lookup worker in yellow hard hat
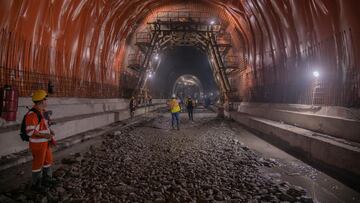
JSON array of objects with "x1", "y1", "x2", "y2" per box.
[
  {"x1": 31, "y1": 89, "x2": 48, "y2": 102},
  {"x1": 24, "y1": 89, "x2": 57, "y2": 191},
  {"x1": 168, "y1": 94, "x2": 181, "y2": 130}
]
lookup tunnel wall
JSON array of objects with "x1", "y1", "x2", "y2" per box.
[
  {"x1": 0, "y1": 97, "x2": 166, "y2": 158},
  {"x1": 233, "y1": 0, "x2": 360, "y2": 107},
  {"x1": 0, "y1": 0, "x2": 133, "y2": 97},
  {"x1": 0, "y1": 0, "x2": 359, "y2": 107}
]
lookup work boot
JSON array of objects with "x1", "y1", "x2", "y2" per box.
[
  {"x1": 42, "y1": 167, "x2": 58, "y2": 187},
  {"x1": 31, "y1": 172, "x2": 47, "y2": 193},
  {"x1": 177, "y1": 126, "x2": 180, "y2": 131}
]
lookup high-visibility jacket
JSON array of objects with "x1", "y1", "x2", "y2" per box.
[
  {"x1": 169, "y1": 99, "x2": 181, "y2": 113},
  {"x1": 25, "y1": 107, "x2": 51, "y2": 143},
  {"x1": 25, "y1": 107, "x2": 54, "y2": 172}
]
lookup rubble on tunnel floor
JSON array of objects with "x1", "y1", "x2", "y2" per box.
[{"x1": 0, "y1": 115, "x2": 313, "y2": 203}]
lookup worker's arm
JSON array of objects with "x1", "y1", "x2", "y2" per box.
[
  {"x1": 49, "y1": 128, "x2": 55, "y2": 136},
  {"x1": 167, "y1": 100, "x2": 172, "y2": 108}
]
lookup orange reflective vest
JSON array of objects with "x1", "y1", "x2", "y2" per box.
[{"x1": 25, "y1": 107, "x2": 51, "y2": 143}]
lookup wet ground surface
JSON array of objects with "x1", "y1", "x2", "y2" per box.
[{"x1": 0, "y1": 108, "x2": 359, "y2": 202}]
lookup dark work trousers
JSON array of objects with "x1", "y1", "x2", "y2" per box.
[{"x1": 187, "y1": 108, "x2": 193, "y2": 121}]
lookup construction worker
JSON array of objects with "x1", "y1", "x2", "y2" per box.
[
  {"x1": 25, "y1": 89, "x2": 56, "y2": 191},
  {"x1": 186, "y1": 96, "x2": 194, "y2": 121},
  {"x1": 129, "y1": 96, "x2": 136, "y2": 119},
  {"x1": 148, "y1": 95, "x2": 152, "y2": 105},
  {"x1": 168, "y1": 94, "x2": 181, "y2": 130}
]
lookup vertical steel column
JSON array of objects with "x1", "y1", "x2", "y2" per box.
[
  {"x1": 207, "y1": 28, "x2": 231, "y2": 102},
  {"x1": 136, "y1": 29, "x2": 160, "y2": 95}
]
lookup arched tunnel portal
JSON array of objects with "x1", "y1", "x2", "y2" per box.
[
  {"x1": 148, "y1": 46, "x2": 217, "y2": 99},
  {"x1": 172, "y1": 74, "x2": 204, "y2": 100},
  {"x1": 0, "y1": 0, "x2": 360, "y2": 200}
]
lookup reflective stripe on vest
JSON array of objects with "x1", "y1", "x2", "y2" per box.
[
  {"x1": 29, "y1": 138, "x2": 49, "y2": 143},
  {"x1": 25, "y1": 110, "x2": 51, "y2": 143}
]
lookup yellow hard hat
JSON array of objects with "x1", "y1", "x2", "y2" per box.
[{"x1": 32, "y1": 89, "x2": 48, "y2": 102}]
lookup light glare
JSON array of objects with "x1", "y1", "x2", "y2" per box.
[
  {"x1": 154, "y1": 55, "x2": 159, "y2": 60},
  {"x1": 313, "y1": 71, "x2": 319, "y2": 78},
  {"x1": 147, "y1": 72, "x2": 153, "y2": 78}
]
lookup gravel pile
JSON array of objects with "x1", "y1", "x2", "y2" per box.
[{"x1": 1, "y1": 116, "x2": 313, "y2": 202}]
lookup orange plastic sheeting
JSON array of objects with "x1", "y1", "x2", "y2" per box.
[
  {"x1": 0, "y1": 0, "x2": 359, "y2": 98},
  {"x1": 0, "y1": 0, "x2": 185, "y2": 86},
  {"x1": 229, "y1": 0, "x2": 360, "y2": 106}
]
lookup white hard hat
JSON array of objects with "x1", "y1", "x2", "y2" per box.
[{"x1": 171, "y1": 94, "x2": 176, "y2": 98}]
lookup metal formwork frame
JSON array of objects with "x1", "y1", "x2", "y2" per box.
[{"x1": 132, "y1": 11, "x2": 239, "y2": 100}]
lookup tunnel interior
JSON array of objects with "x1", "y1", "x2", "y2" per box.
[
  {"x1": 149, "y1": 47, "x2": 218, "y2": 99},
  {"x1": 0, "y1": 0, "x2": 360, "y2": 201},
  {"x1": 172, "y1": 74, "x2": 204, "y2": 101}
]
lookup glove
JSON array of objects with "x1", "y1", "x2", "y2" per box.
[{"x1": 50, "y1": 137, "x2": 57, "y2": 147}]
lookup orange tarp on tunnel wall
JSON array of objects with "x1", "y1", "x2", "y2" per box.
[
  {"x1": 0, "y1": 0, "x2": 134, "y2": 98},
  {"x1": 0, "y1": 0, "x2": 122, "y2": 84},
  {"x1": 0, "y1": 0, "x2": 359, "y2": 102}
]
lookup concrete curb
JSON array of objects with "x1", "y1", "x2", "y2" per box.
[
  {"x1": 0, "y1": 109, "x2": 162, "y2": 171},
  {"x1": 230, "y1": 111, "x2": 360, "y2": 189},
  {"x1": 0, "y1": 103, "x2": 165, "y2": 157}
]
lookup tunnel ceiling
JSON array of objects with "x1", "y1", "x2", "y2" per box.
[{"x1": 0, "y1": 0, "x2": 359, "y2": 105}]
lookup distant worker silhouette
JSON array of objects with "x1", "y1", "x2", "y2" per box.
[
  {"x1": 129, "y1": 96, "x2": 136, "y2": 119},
  {"x1": 186, "y1": 96, "x2": 194, "y2": 121}
]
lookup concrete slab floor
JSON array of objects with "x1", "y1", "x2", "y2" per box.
[{"x1": 0, "y1": 109, "x2": 359, "y2": 202}]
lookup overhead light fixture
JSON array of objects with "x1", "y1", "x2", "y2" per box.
[
  {"x1": 147, "y1": 71, "x2": 153, "y2": 78},
  {"x1": 313, "y1": 71, "x2": 319, "y2": 78},
  {"x1": 154, "y1": 54, "x2": 159, "y2": 60}
]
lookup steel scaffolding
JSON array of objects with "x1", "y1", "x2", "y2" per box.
[{"x1": 129, "y1": 11, "x2": 240, "y2": 101}]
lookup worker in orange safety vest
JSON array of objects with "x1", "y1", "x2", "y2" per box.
[{"x1": 25, "y1": 89, "x2": 57, "y2": 190}]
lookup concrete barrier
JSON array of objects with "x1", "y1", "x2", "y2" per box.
[
  {"x1": 232, "y1": 102, "x2": 360, "y2": 143},
  {"x1": 230, "y1": 112, "x2": 360, "y2": 187},
  {"x1": 9, "y1": 98, "x2": 165, "y2": 124},
  {"x1": 0, "y1": 98, "x2": 166, "y2": 157}
]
